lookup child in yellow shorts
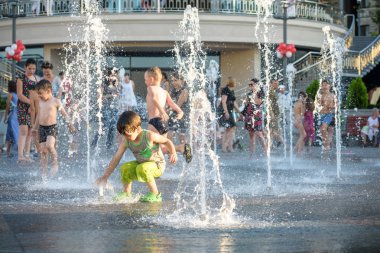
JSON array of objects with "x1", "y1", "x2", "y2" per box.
[{"x1": 96, "y1": 111, "x2": 178, "y2": 202}]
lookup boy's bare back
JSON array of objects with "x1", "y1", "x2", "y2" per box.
[{"x1": 146, "y1": 85, "x2": 167, "y2": 120}]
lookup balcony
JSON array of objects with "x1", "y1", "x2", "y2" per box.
[{"x1": 0, "y1": 0, "x2": 341, "y2": 24}]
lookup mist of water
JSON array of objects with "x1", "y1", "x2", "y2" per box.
[
  {"x1": 62, "y1": 0, "x2": 110, "y2": 182},
  {"x1": 254, "y1": 0, "x2": 275, "y2": 188},
  {"x1": 167, "y1": 6, "x2": 236, "y2": 227},
  {"x1": 320, "y1": 26, "x2": 344, "y2": 178},
  {"x1": 286, "y1": 63, "x2": 296, "y2": 167}
]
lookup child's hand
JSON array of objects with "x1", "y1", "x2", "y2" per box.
[
  {"x1": 161, "y1": 112, "x2": 169, "y2": 122},
  {"x1": 176, "y1": 111, "x2": 184, "y2": 120},
  {"x1": 96, "y1": 175, "x2": 108, "y2": 186},
  {"x1": 168, "y1": 152, "x2": 178, "y2": 164},
  {"x1": 68, "y1": 123, "x2": 76, "y2": 133}
]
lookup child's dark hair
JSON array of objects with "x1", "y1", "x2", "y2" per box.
[
  {"x1": 41, "y1": 61, "x2": 53, "y2": 70},
  {"x1": 298, "y1": 91, "x2": 307, "y2": 99},
  {"x1": 8, "y1": 80, "x2": 17, "y2": 93},
  {"x1": 305, "y1": 97, "x2": 314, "y2": 111},
  {"x1": 36, "y1": 79, "x2": 52, "y2": 91},
  {"x1": 25, "y1": 58, "x2": 36, "y2": 67},
  {"x1": 162, "y1": 72, "x2": 168, "y2": 80},
  {"x1": 171, "y1": 72, "x2": 183, "y2": 80},
  {"x1": 251, "y1": 78, "x2": 259, "y2": 84},
  {"x1": 117, "y1": 111, "x2": 142, "y2": 134}
]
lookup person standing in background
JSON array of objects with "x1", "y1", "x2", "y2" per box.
[
  {"x1": 119, "y1": 72, "x2": 137, "y2": 112},
  {"x1": 4, "y1": 81, "x2": 19, "y2": 157},
  {"x1": 41, "y1": 61, "x2": 61, "y2": 99},
  {"x1": 16, "y1": 58, "x2": 40, "y2": 163}
]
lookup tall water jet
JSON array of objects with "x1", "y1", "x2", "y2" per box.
[
  {"x1": 317, "y1": 26, "x2": 344, "y2": 178},
  {"x1": 286, "y1": 63, "x2": 296, "y2": 167},
  {"x1": 322, "y1": 26, "x2": 344, "y2": 178},
  {"x1": 168, "y1": 6, "x2": 235, "y2": 226},
  {"x1": 205, "y1": 60, "x2": 220, "y2": 152},
  {"x1": 62, "y1": 0, "x2": 110, "y2": 182},
  {"x1": 254, "y1": 0, "x2": 275, "y2": 188}
]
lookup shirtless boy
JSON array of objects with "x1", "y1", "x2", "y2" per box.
[
  {"x1": 32, "y1": 80, "x2": 74, "y2": 179},
  {"x1": 316, "y1": 80, "x2": 335, "y2": 152},
  {"x1": 145, "y1": 67, "x2": 192, "y2": 163}
]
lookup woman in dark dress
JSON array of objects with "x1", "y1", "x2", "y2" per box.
[
  {"x1": 218, "y1": 77, "x2": 241, "y2": 152},
  {"x1": 16, "y1": 58, "x2": 39, "y2": 163}
]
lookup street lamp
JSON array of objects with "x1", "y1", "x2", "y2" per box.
[
  {"x1": 357, "y1": 0, "x2": 361, "y2": 36},
  {"x1": 281, "y1": 0, "x2": 289, "y2": 85},
  {"x1": 274, "y1": 0, "x2": 296, "y2": 85},
  {"x1": 3, "y1": 0, "x2": 25, "y2": 81}
]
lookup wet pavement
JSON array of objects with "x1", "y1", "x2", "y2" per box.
[{"x1": 1, "y1": 145, "x2": 380, "y2": 253}]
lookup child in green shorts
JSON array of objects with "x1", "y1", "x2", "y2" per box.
[{"x1": 96, "y1": 111, "x2": 178, "y2": 202}]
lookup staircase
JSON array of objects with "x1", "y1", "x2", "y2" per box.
[
  {"x1": 344, "y1": 35, "x2": 380, "y2": 77},
  {"x1": 289, "y1": 18, "x2": 380, "y2": 94},
  {"x1": 0, "y1": 60, "x2": 24, "y2": 92}
]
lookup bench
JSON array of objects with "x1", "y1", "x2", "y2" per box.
[
  {"x1": 342, "y1": 115, "x2": 368, "y2": 146},
  {"x1": 345, "y1": 116, "x2": 368, "y2": 136}
]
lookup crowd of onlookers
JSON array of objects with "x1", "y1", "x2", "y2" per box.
[
  {"x1": 215, "y1": 76, "x2": 380, "y2": 157},
  {"x1": 2, "y1": 59, "x2": 379, "y2": 177}
]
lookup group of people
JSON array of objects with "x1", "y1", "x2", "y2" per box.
[
  {"x1": 216, "y1": 77, "x2": 337, "y2": 156},
  {"x1": 3, "y1": 59, "x2": 344, "y2": 202},
  {"x1": 3, "y1": 59, "x2": 75, "y2": 179},
  {"x1": 2, "y1": 60, "x2": 193, "y2": 203}
]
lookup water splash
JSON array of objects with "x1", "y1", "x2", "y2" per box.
[
  {"x1": 286, "y1": 63, "x2": 297, "y2": 167},
  {"x1": 254, "y1": 0, "x2": 274, "y2": 188},
  {"x1": 318, "y1": 26, "x2": 345, "y2": 178},
  {"x1": 322, "y1": 26, "x2": 345, "y2": 178},
  {"x1": 62, "y1": 0, "x2": 110, "y2": 182},
  {"x1": 205, "y1": 60, "x2": 220, "y2": 152},
  {"x1": 167, "y1": 6, "x2": 236, "y2": 227}
]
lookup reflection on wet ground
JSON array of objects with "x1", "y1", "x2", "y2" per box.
[{"x1": 1, "y1": 146, "x2": 380, "y2": 252}]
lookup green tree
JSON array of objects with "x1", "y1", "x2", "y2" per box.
[
  {"x1": 0, "y1": 96, "x2": 6, "y2": 110},
  {"x1": 306, "y1": 79, "x2": 319, "y2": 100},
  {"x1": 345, "y1": 77, "x2": 368, "y2": 109}
]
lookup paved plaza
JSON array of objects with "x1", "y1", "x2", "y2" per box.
[{"x1": 0, "y1": 145, "x2": 380, "y2": 252}]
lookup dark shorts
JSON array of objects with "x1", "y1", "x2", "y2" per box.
[
  {"x1": 148, "y1": 117, "x2": 168, "y2": 135},
  {"x1": 39, "y1": 124, "x2": 57, "y2": 143}
]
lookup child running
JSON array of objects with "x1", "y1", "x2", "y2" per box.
[
  {"x1": 96, "y1": 111, "x2": 178, "y2": 203},
  {"x1": 32, "y1": 80, "x2": 74, "y2": 179},
  {"x1": 145, "y1": 66, "x2": 192, "y2": 163}
]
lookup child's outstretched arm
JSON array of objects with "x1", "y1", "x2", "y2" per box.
[
  {"x1": 149, "y1": 131, "x2": 178, "y2": 164},
  {"x1": 96, "y1": 140, "x2": 127, "y2": 185},
  {"x1": 57, "y1": 99, "x2": 75, "y2": 132},
  {"x1": 166, "y1": 91, "x2": 184, "y2": 120}
]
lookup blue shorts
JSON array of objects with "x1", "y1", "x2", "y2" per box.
[{"x1": 320, "y1": 113, "x2": 334, "y2": 126}]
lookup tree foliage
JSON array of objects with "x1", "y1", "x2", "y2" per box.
[
  {"x1": 345, "y1": 77, "x2": 368, "y2": 109},
  {"x1": 306, "y1": 79, "x2": 319, "y2": 100}
]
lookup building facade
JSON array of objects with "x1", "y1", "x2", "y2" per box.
[{"x1": 0, "y1": 0, "x2": 347, "y2": 98}]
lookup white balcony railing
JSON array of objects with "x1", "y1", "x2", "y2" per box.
[{"x1": 0, "y1": 0, "x2": 341, "y2": 24}]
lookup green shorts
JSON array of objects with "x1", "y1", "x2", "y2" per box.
[{"x1": 120, "y1": 161, "x2": 164, "y2": 184}]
